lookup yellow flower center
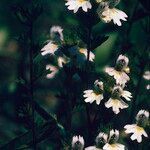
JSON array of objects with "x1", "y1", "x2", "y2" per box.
[
  {"x1": 79, "y1": 48, "x2": 86, "y2": 54},
  {"x1": 112, "y1": 99, "x2": 119, "y2": 105},
  {"x1": 51, "y1": 43, "x2": 58, "y2": 49},
  {"x1": 124, "y1": 67, "x2": 130, "y2": 73},
  {"x1": 78, "y1": 0, "x2": 86, "y2": 3},
  {"x1": 136, "y1": 126, "x2": 144, "y2": 132},
  {"x1": 110, "y1": 144, "x2": 117, "y2": 148}
]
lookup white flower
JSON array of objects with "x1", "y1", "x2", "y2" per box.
[
  {"x1": 96, "y1": 132, "x2": 108, "y2": 143},
  {"x1": 124, "y1": 124, "x2": 148, "y2": 143},
  {"x1": 109, "y1": 129, "x2": 119, "y2": 141},
  {"x1": 94, "y1": 80, "x2": 104, "y2": 90},
  {"x1": 79, "y1": 48, "x2": 95, "y2": 62},
  {"x1": 103, "y1": 143, "x2": 125, "y2": 150},
  {"x1": 50, "y1": 26, "x2": 63, "y2": 41},
  {"x1": 98, "y1": 7, "x2": 128, "y2": 26},
  {"x1": 117, "y1": 54, "x2": 129, "y2": 67},
  {"x1": 143, "y1": 71, "x2": 150, "y2": 80},
  {"x1": 46, "y1": 64, "x2": 58, "y2": 79},
  {"x1": 136, "y1": 110, "x2": 149, "y2": 121},
  {"x1": 105, "y1": 55, "x2": 130, "y2": 85},
  {"x1": 65, "y1": 0, "x2": 92, "y2": 13},
  {"x1": 105, "y1": 98, "x2": 128, "y2": 114},
  {"x1": 113, "y1": 86, "x2": 132, "y2": 101},
  {"x1": 83, "y1": 90, "x2": 104, "y2": 105},
  {"x1": 41, "y1": 41, "x2": 58, "y2": 56},
  {"x1": 105, "y1": 67, "x2": 130, "y2": 85},
  {"x1": 103, "y1": 129, "x2": 125, "y2": 150},
  {"x1": 72, "y1": 135, "x2": 84, "y2": 150},
  {"x1": 85, "y1": 146, "x2": 101, "y2": 150}
]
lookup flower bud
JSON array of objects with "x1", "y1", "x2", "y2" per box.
[
  {"x1": 72, "y1": 135, "x2": 84, "y2": 150},
  {"x1": 94, "y1": 80, "x2": 104, "y2": 94},
  {"x1": 108, "y1": 129, "x2": 119, "y2": 144},
  {"x1": 95, "y1": 132, "x2": 108, "y2": 148},
  {"x1": 136, "y1": 110, "x2": 149, "y2": 126}
]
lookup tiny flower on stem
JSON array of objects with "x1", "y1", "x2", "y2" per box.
[
  {"x1": 124, "y1": 110, "x2": 149, "y2": 143},
  {"x1": 50, "y1": 25, "x2": 64, "y2": 41},
  {"x1": 72, "y1": 135, "x2": 85, "y2": 150},
  {"x1": 83, "y1": 80, "x2": 104, "y2": 105},
  {"x1": 105, "y1": 54, "x2": 130, "y2": 85},
  {"x1": 85, "y1": 132, "x2": 108, "y2": 150},
  {"x1": 103, "y1": 129, "x2": 125, "y2": 150},
  {"x1": 105, "y1": 85, "x2": 132, "y2": 114},
  {"x1": 65, "y1": 0, "x2": 92, "y2": 13},
  {"x1": 97, "y1": 1, "x2": 128, "y2": 26},
  {"x1": 41, "y1": 41, "x2": 58, "y2": 56}
]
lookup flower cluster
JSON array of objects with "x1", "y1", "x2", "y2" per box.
[
  {"x1": 83, "y1": 55, "x2": 132, "y2": 114},
  {"x1": 38, "y1": 1, "x2": 149, "y2": 149},
  {"x1": 73, "y1": 129, "x2": 125, "y2": 150},
  {"x1": 72, "y1": 110, "x2": 149, "y2": 149},
  {"x1": 41, "y1": 25, "x2": 95, "y2": 79},
  {"x1": 65, "y1": 0, "x2": 128, "y2": 26}
]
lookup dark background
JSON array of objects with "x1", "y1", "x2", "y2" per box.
[{"x1": 0, "y1": 0, "x2": 149, "y2": 149}]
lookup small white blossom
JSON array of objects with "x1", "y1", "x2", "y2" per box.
[
  {"x1": 50, "y1": 26, "x2": 64, "y2": 41},
  {"x1": 103, "y1": 129, "x2": 125, "y2": 150},
  {"x1": 143, "y1": 71, "x2": 150, "y2": 80},
  {"x1": 72, "y1": 135, "x2": 84, "y2": 150},
  {"x1": 96, "y1": 132, "x2": 108, "y2": 143},
  {"x1": 105, "y1": 98, "x2": 128, "y2": 114},
  {"x1": 124, "y1": 110, "x2": 149, "y2": 143},
  {"x1": 83, "y1": 81, "x2": 104, "y2": 105},
  {"x1": 41, "y1": 41, "x2": 58, "y2": 56},
  {"x1": 79, "y1": 48, "x2": 95, "y2": 62},
  {"x1": 65, "y1": 0, "x2": 92, "y2": 13},
  {"x1": 108, "y1": 129, "x2": 119, "y2": 142},
  {"x1": 105, "y1": 55, "x2": 130, "y2": 85},
  {"x1": 83, "y1": 90, "x2": 104, "y2": 105},
  {"x1": 136, "y1": 110, "x2": 149, "y2": 121},
  {"x1": 46, "y1": 64, "x2": 58, "y2": 79},
  {"x1": 105, "y1": 86, "x2": 131, "y2": 114},
  {"x1": 113, "y1": 85, "x2": 132, "y2": 101},
  {"x1": 117, "y1": 55, "x2": 129, "y2": 67},
  {"x1": 124, "y1": 124, "x2": 148, "y2": 143},
  {"x1": 105, "y1": 67, "x2": 130, "y2": 85},
  {"x1": 97, "y1": 5, "x2": 128, "y2": 26}
]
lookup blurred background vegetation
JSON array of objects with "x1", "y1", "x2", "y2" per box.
[{"x1": 0, "y1": 0, "x2": 149, "y2": 149}]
